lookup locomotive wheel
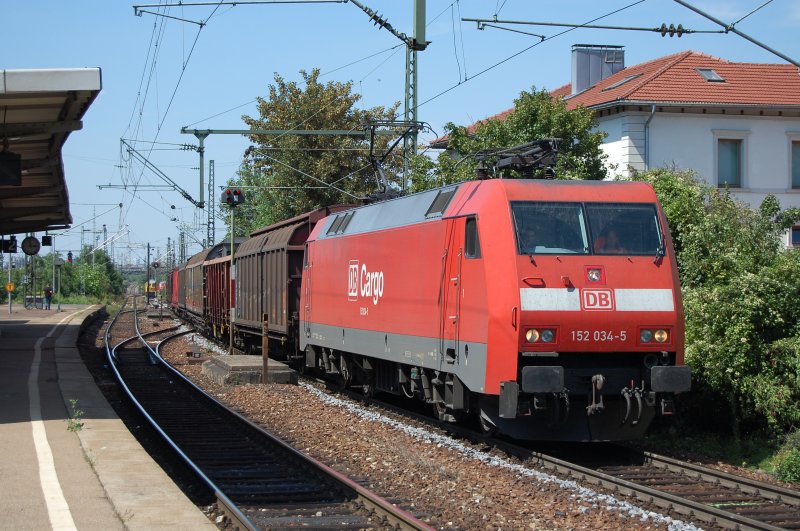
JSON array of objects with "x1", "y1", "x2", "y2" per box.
[{"x1": 335, "y1": 354, "x2": 352, "y2": 390}]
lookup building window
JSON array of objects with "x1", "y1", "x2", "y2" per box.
[
  {"x1": 793, "y1": 141, "x2": 800, "y2": 189},
  {"x1": 718, "y1": 139, "x2": 742, "y2": 188},
  {"x1": 792, "y1": 226, "x2": 800, "y2": 247}
]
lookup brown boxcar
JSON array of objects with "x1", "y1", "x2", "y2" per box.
[
  {"x1": 182, "y1": 242, "x2": 232, "y2": 323},
  {"x1": 167, "y1": 263, "x2": 183, "y2": 310},
  {"x1": 204, "y1": 254, "x2": 231, "y2": 339},
  {"x1": 233, "y1": 206, "x2": 351, "y2": 358}
]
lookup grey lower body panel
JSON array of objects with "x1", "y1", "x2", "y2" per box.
[{"x1": 301, "y1": 322, "x2": 488, "y2": 393}]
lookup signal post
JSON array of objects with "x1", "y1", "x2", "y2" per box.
[{"x1": 221, "y1": 188, "x2": 245, "y2": 354}]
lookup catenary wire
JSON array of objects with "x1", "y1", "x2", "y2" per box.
[
  {"x1": 494, "y1": 0, "x2": 509, "y2": 17},
  {"x1": 257, "y1": 152, "x2": 363, "y2": 199},
  {"x1": 456, "y1": 0, "x2": 468, "y2": 80},
  {"x1": 731, "y1": 0, "x2": 773, "y2": 27},
  {"x1": 419, "y1": 0, "x2": 647, "y2": 109},
  {"x1": 121, "y1": 1, "x2": 224, "y2": 235},
  {"x1": 182, "y1": 43, "x2": 405, "y2": 128},
  {"x1": 451, "y1": 4, "x2": 463, "y2": 81}
]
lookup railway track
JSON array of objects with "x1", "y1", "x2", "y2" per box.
[
  {"x1": 128, "y1": 304, "x2": 800, "y2": 530},
  {"x1": 318, "y1": 378, "x2": 800, "y2": 531},
  {"x1": 105, "y1": 298, "x2": 431, "y2": 530},
  {"x1": 520, "y1": 442, "x2": 800, "y2": 531}
]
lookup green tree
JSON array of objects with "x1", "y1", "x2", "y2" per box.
[
  {"x1": 0, "y1": 247, "x2": 122, "y2": 303},
  {"x1": 411, "y1": 86, "x2": 607, "y2": 191},
  {"x1": 232, "y1": 69, "x2": 401, "y2": 234},
  {"x1": 630, "y1": 168, "x2": 800, "y2": 437}
]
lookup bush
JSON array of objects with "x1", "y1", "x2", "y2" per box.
[
  {"x1": 774, "y1": 440, "x2": 800, "y2": 483},
  {"x1": 630, "y1": 169, "x2": 800, "y2": 437}
]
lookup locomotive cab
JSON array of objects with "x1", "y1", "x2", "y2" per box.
[{"x1": 479, "y1": 184, "x2": 691, "y2": 441}]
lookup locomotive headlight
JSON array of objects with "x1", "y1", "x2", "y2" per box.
[
  {"x1": 587, "y1": 268, "x2": 602, "y2": 282},
  {"x1": 541, "y1": 329, "x2": 555, "y2": 343},
  {"x1": 654, "y1": 329, "x2": 669, "y2": 343},
  {"x1": 640, "y1": 329, "x2": 653, "y2": 343},
  {"x1": 525, "y1": 329, "x2": 540, "y2": 343}
]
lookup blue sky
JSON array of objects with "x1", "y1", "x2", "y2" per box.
[{"x1": 5, "y1": 0, "x2": 799, "y2": 266}]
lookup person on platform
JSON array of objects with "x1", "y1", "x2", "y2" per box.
[{"x1": 44, "y1": 286, "x2": 53, "y2": 310}]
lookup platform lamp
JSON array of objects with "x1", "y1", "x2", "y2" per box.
[{"x1": 221, "y1": 188, "x2": 245, "y2": 354}]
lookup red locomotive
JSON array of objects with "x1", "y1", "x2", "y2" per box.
[
  {"x1": 169, "y1": 141, "x2": 691, "y2": 441},
  {"x1": 299, "y1": 176, "x2": 690, "y2": 440}
]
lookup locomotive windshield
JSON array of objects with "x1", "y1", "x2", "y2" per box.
[
  {"x1": 512, "y1": 201, "x2": 662, "y2": 255},
  {"x1": 513, "y1": 202, "x2": 589, "y2": 254},
  {"x1": 586, "y1": 203, "x2": 662, "y2": 255}
]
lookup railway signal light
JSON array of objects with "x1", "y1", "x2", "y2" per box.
[{"x1": 221, "y1": 188, "x2": 246, "y2": 206}]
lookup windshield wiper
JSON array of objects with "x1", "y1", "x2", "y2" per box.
[{"x1": 653, "y1": 240, "x2": 665, "y2": 263}]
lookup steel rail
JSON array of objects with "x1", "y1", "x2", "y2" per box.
[
  {"x1": 151, "y1": 329, "x2": 432, "y2": 531},
  {"x1": 320, "y1": 380, "x2": 799, "y2": 531},
  {"x1": 642, "y1": 451, "x2": 800, "y2": 507},
  {"x1": 105, "y1": 298, "x2": 255, "y2": 530},
  {"x1": 107, "y1": 298, "x2": 431, "y2": 530},
  {"x1": 522, "y1": 449, "x2": 790, "y2": 531}
]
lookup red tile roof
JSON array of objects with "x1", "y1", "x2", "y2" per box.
[
  {"x1": 565, "y1": 50, "x2": 800, "y2": 108},
  {"x1": 431, "y1": 51, "x2": 800, "y2": 146}
]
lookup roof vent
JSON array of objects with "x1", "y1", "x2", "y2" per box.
[
  {"x1": 571, "y1": 44, "x2": 625, "y2": 95},
  {"x1": 602, "y1": 73, "x2": 642, "y2": 91},
  {"x1": 696, "y1": 68, "x2": 725, "y2": 82},
  {"x1": 425, "y1": 188, "x2": 457, "y2": 218}
]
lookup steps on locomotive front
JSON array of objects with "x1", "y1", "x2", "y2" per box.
[{"x1": 202, "y1": 354, "x2": 298, "y2": 386}]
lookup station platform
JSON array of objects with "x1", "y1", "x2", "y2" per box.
[{"x1": 0, "y1": 305, "x2": 216, "y2": 530}]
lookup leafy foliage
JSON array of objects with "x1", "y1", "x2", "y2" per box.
[
  {"x1": 775, "y1": 448, "x2": 800, "y2": 483},
  {"x1": 0, "y1": 247, "x2": 124, "y2": 303},
  {"x1": 231, "y1": 69, "x2": 401, "y2": 235},
  {"x1": 411, "y1": 87, "x2": 607, "y2": 191},
  {"x1": 774, "y1": 430, "x2": 800, "y2": 483},
  {"x1": 631, "y1": 169, "x2": 800, "y2": 436}
]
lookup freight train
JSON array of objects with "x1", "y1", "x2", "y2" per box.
[{"x1": 167, "y1": 144, "x2": 691, "y2": 441}]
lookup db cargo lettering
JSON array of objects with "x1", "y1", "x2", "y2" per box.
[
  {"x1": 360, "y1": 264, "x2": 384, "y2": 305},
  {"x1": 348, "y1": 260, "x2": 384, "y2": 305}
]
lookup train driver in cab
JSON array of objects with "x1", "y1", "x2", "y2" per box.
[
  {"x1": 594, "y1": 228, "x2": 626, "y2": 254},
  {"x1": 519, "y1": 222, "x2": 540, "y2": 253}
]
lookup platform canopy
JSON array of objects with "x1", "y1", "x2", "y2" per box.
[{"x1": 0, "y1": 68, "x2": 102, "y2": 236}]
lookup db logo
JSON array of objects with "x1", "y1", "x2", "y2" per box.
[
  {"x1": 582, "y1": 289, "x2": 614, "y2": 311},
  {"x1": 348, "y1": 261, "x2": 359, "y2": 301}
]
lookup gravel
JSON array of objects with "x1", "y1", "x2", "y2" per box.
[{"x1": 154, "y1": 325, "x2": 701, "y2": 531}]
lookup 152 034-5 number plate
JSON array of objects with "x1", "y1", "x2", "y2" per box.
[{"x1": 571, "y1": 330, "x2": 627, "y2": 342}]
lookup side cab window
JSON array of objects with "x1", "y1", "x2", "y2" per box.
[{"x1": 465, "y1": 217, "x2": 481, "y2": 259}]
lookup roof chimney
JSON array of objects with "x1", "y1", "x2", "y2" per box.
[{"x1": 571, "y1": 44, "x2": 625, "y2": 95}]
